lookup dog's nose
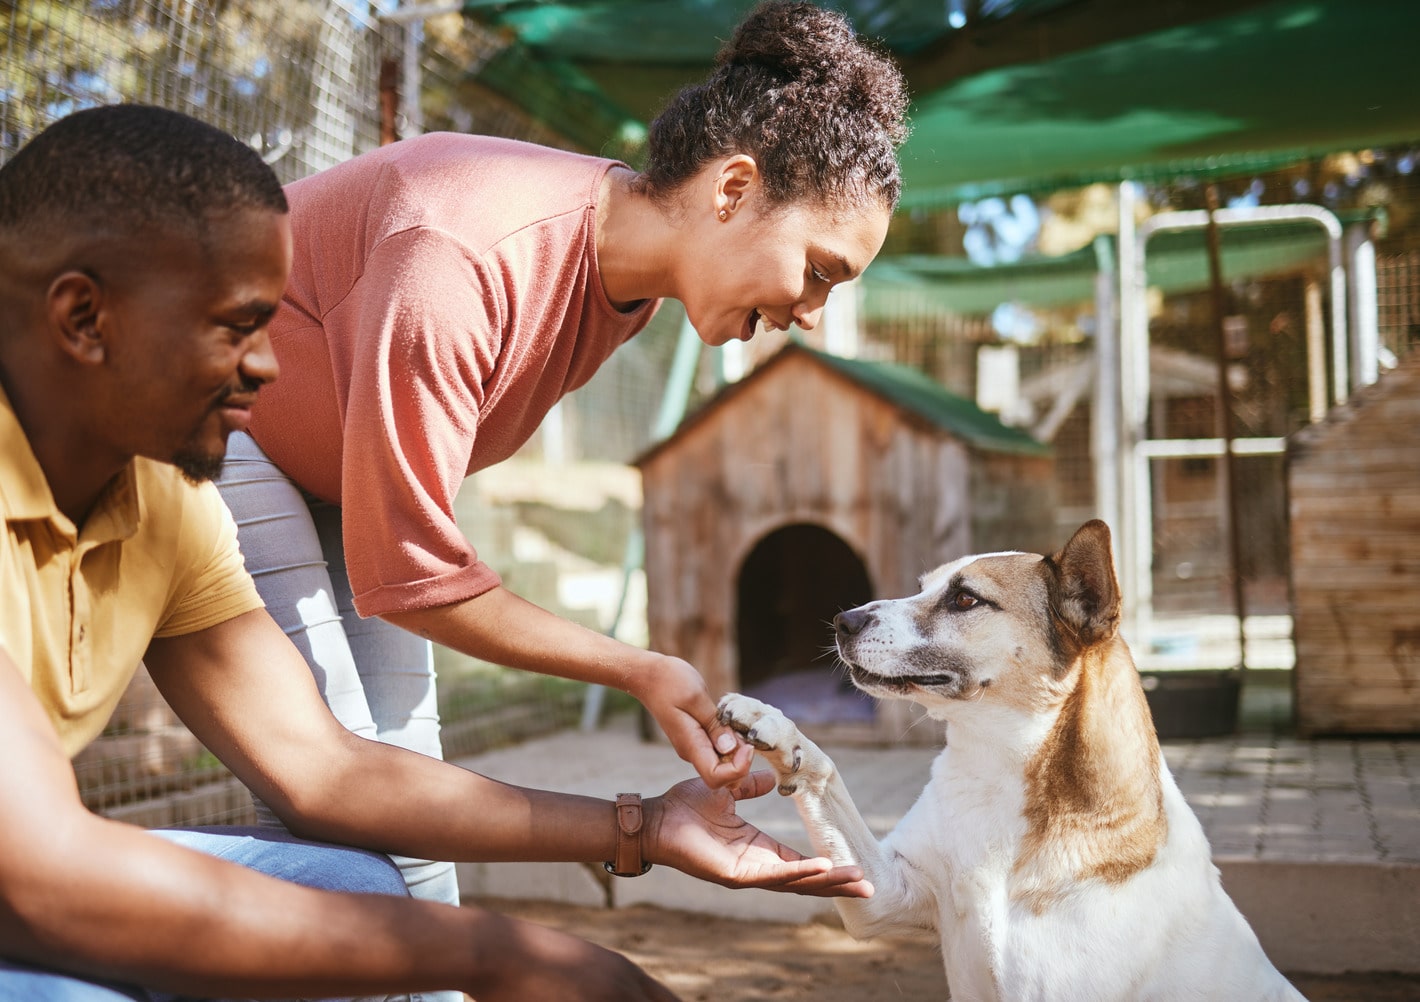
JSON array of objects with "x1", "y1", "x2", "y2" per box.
[{"x1": 834, "y1": 607, "x2": 875, "y2": 636}]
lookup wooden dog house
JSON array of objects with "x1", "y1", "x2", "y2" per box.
[{"x1": 635, "y1": 343, "x2": 1055, "y2": 740}]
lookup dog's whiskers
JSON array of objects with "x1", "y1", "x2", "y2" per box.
[{"x1": 897, "y1": 709, "x2": 936, "y2": 741}]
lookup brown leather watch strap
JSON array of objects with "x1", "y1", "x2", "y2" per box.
[{"x1": 604, "y1": 792, "x2": 651, "y2": 877}]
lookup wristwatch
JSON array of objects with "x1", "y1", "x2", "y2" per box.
[{"x1": 603, "y1": 792, "x2": 652, "y2": 877}]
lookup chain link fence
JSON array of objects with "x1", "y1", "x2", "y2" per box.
[
  {"x1": 1378, "y1": 250, "x2": 1420, "y2": 364},
  {"x1": 3, "y1": 0, "x2": 377, "y2": 180},
  {"x1": 3, "y1": 0, "x2": 676, "y2": 826}
]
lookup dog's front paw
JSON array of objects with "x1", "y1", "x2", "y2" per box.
[{"x1": 717, "y1": 693, "x2": 809, "y2": 795}]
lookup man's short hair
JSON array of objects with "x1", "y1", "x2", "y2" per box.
[{"x1": 0, "y1": 104, "x2": 287, "y2": 243}]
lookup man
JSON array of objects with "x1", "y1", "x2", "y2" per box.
[{"x1": 0, "y1": 105, "x2": 868, "y2": 1002}]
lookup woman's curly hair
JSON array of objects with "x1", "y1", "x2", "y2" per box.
[{"x1": 636, "y1": 1, "x2": 910, "y2": 212}]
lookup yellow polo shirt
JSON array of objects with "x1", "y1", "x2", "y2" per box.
[{"x1": 0, "y1": 386, "x2": 263, "y2": 758}]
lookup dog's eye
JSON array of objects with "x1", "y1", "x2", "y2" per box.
[{"x1": 951, "y1": 591, "x2": 979, "y2": 611}]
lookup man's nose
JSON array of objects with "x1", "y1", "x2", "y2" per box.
[{"x1": 240, "y1": 328, "x2": 280, "y2": 386}]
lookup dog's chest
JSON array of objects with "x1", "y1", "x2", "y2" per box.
[
  {"x1": 904, "y1": 750, "x2": 1030, "y2": 914},
  {"x1": 905, "y1": 747, "x2": 1085, "y2": 999},
  {"x1": 916, "y1": 756, "x2": 1270, "y2": 1001}
]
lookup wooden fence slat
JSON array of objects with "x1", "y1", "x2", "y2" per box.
[
  {"x1": 1289, "y1": 354, "x2": 1420, "y2": 734},
  {"x1": 1289, "y1": 493, "x2": 1420, "y2": 517}
]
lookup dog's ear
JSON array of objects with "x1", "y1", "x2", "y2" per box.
[{"x1": 1046, "y1": 519, "x2": 1122, "y2": 649}]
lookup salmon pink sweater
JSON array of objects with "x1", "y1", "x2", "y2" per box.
[{"x1": 249, "y1": 133, "x2": 658, "y2": 617}]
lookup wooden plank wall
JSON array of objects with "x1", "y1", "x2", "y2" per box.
[
  {"x1": 970, "y1": 451, "x2": 1059, "y2": 556},
  {"x1": 1289, "y1": 355, "x2": 1420, "y2": 735}
]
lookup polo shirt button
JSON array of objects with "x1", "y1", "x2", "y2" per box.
[{"x1": 77, "y1": 625, "x2": 86, "y2": 641}]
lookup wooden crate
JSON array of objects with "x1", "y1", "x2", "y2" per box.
[{"x1": 1289, "y1": 355, "x2": 1420, "y2": 735}]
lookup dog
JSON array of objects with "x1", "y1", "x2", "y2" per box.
[{"x1": 718, "y1": 520, "x2": 1305, "y2": 1002}]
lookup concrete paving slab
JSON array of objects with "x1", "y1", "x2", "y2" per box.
[{"x1": 451, "y1": 711, "x2": 1420, "y2": 973}]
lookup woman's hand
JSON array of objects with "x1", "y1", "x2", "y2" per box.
[
  {"x1": 633, "y1": 654, "x2": 755, "y2": 789},
  {"x1": 390, "y1": 590, "x2": 753, "y2": 790},
  {"x1": 643, "y1": 772, "x2": 874, "y2": 898}
]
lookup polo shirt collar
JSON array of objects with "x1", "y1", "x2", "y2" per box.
[{"x1": 0, "y1": 381, "x2": 140, "y2": 545}]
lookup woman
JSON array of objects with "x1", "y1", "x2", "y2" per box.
[{"x1": 217, "y1": 0, "x2": 909, "y2": 952}]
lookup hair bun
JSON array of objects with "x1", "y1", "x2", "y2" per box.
[
  {"x1": 640, "y1": 0, "x2": 908, "y2": 209},
  {"x1": 718, "y1": 1, "x2": 850, "y2": 85}
]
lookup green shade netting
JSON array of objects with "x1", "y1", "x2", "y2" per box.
[
  {"x1": 898, "y1": 0, "x2": 1420, "y2": 206},
  {"x1": 461, "y1": 0, "x2": 1420, "y2": 205},
  {"x1": 862, "y1": 211, "x2": 1371, "y2": 317}
]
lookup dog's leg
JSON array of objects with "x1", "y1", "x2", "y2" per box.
[{"x1": 717, "y1": 693, "x2": 935, "y2": 939}]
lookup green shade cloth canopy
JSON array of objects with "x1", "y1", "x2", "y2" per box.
[
  {"x1": 460, "y1": 0, "x2": 1420, "y2": 206},
  {"x1": 462, "y1": 0, "x2": 990, "y2": 156},
  {"x1": 861, "y1": 211, "x2": 1370, "y2": 316},
  {"x1": 899, "y1": 0, "x2": 1420, "y2": 206}
]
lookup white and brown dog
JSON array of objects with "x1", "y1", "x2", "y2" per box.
[{"x1": 718, "y1": 520, "x2": 1305, "y2": 1002}]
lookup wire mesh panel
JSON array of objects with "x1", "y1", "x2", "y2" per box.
[
  {"x1": 2, "y1": 0, "x2": 390, "y2": 827},
  {"x1": 1142, "y1": 277, "x2": 1313, "y2": 623},
  {"x1": 0, "y1": 0, "x2": 384, "y2": 180},
  {"x1": 1378, "y1": 250, "x2": 1420, "y2": 366}
]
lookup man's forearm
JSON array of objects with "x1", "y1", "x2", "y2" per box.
[
  {"x1": 275, "y1": 737, "x2": 626, "y2": 866},
  {"x1": 3, "y1": 808, "x2": 494, "y2": 998},
  {"x1": 142, "y1": 609, "x2": 632, "y2": 870}
]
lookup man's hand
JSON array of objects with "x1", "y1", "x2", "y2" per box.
[
  {"x1": 643, "y1": 772, "x2": 874, "y2": 898},
  {"x1": 634, "y1": 655, "x2": 754, "y2": 790}
]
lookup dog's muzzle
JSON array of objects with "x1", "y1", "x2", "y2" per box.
[
  {"x1": 835, "y1": 609, "x2": 969, "y2": 697},
  {"x1": 833, "y1": 608, "x2": 879, "y2": 684},
  {"x1": 846, "y1": 664, "x2": 964, "y2": 695}
]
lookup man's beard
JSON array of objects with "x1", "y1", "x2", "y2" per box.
[
  {"x1": 172, "y1": 444, "x2": 225, "y2": 485},
  {"x1": 172, "y1": 377, "x2": 259, "y2": 483}
]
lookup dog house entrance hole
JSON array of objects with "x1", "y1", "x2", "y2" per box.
[{"x1": 736, "y1": 524, "x2": 874, "y2": 723}]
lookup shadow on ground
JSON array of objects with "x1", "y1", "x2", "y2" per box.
[{"x1": 474, "y1": 897, "x2": 1420, "y2": 1002}]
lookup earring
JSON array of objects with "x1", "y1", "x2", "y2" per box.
[{"x1": 718, "y1": 208, "x2": 729, "y2": 221}]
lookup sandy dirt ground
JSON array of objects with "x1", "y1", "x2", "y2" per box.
[{"x1": 473, "y1": 896, "x2": 1420, "y2": 1002}]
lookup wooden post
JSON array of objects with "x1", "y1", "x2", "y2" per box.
[
  {"x1": 379, "y1": 58, "x2": 400, "y2": 146},
  {"x1": 1305, "y1": 277, "x2": 1327, "y2": 424}
]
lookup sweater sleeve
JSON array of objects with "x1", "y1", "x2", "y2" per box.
[{"x1": 328, "y1": 227, "x2": 504, "y2": 618}]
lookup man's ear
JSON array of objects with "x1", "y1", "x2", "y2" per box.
[
  {"x1": 46, "y1": 271, "x2": 107, "y2": 365},
  {"x1": 713, "y1": 154, "x2": 759, "y2": 220}
]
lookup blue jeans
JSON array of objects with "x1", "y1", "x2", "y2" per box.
[
  {"x1": 0, "y1": 827, "x2": 409, "y2": 1002},
  {"x1": 214, "y1": 435, "x2": 461, "y2": 908}
]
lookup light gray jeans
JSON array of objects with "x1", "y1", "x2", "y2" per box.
[{"x1": 215, "y1": 433, "x2": 461, "y2": 1002}]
